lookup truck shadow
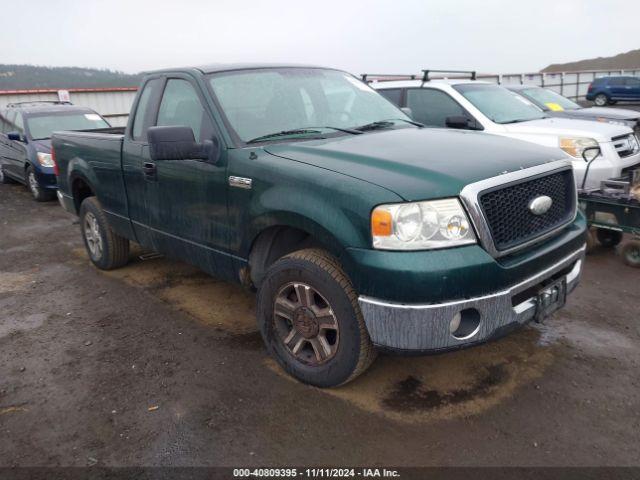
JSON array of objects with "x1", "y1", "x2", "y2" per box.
[{"x1": 78, "y1": 247, "x2": 555, "y2": 423}]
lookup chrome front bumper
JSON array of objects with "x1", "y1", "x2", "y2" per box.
[{"x1": 358, "y1": 245, "x2": 585, "y2": 352}]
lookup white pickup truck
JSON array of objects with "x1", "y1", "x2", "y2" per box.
[{"x1": 369, "y1": 75, "x2": 640, "y2": 189}]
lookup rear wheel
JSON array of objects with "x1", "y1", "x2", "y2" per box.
[
  {"x1": 257, "y1": 248, "x2": 376, "y2": 387},
  {"x1": 79, "y1": 197, "x2": 130, "y2": 270},
  {"x1": 621, "y1": 240, "x2": 640, "y2": 268},
  {"x1": 596, "y1": 228, "x2": 623, "y2": 247},
  {"x1": 594, "y1": 93, "x2": 608, "y2": 107},
  {"x1": 26, "y1": 165, "x2": 54, "y2": 202}
]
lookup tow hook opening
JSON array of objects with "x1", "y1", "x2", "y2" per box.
[{"x1": 450, "y1": 309, "x2": 481, "y2": 340}]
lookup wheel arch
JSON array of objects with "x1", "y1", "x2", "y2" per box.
[
  {"x1": 246, "y1": 215, "x2": 355, "y2": 288},
  {"x1": 69, "y1": 173, "x2": 96, "y2": 214}
]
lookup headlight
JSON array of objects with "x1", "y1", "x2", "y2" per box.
[
  {"x1": 559, "y1": 137, "x2": 599, "y2": 160},
  {"x1": 371, "y1": 198, "x2": 476, "y2": 250},
  {"x1": 36, "y1": 152, "x2": 55, "y2": 167}
]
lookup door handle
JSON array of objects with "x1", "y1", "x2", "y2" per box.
[{"x1": 143, "y1": 162, "x2": 157, "y2": 180}]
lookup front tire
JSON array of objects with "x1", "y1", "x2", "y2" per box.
[
  {"x1": 79, "y1": 197, "x2": 130, "y2": 270},
  {"x1": 257, "y1": 248, "x2": 376, "y2": 387},
  {"x1": 0, "y1": 164, "x2": 15, "y2": 184},
  {"x1": 594, "y1": 94, "x2": 609, "y2": 107},
  {"x1": 26, "y1": 165, "x2": 54, "y2": 202}
]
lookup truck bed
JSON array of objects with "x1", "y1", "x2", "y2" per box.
[{"x1": 52, "y1": 129, "x2": 128, "y2": 225}]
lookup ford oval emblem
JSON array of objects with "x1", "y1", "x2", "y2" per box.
[{"x1": 529, "y1": 195, "x2": 553, "y2": 215}]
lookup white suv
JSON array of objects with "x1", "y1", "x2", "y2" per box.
[{"x1": 369, "y1": 76, "x2": 640, "y2": 189}]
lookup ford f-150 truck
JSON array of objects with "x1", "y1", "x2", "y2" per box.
[{"x1": 52, "y1": 64, "x2": 587, "y2": 387}]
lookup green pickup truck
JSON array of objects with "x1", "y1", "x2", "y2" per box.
[{"x1": 52, "y1": 64, "x2": 587, "y2": 387}]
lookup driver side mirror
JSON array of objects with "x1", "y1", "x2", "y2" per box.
[
  {"x1": 7, "y1": 131, "x2": 24, "y2": 142},
  {"x1": 147, "y1": 126, "x2": 219, "y2": 163},
  {"x1": 445, "y1": 115, "x2": 471, "y2": 129}
]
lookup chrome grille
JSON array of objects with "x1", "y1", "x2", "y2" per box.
[{"x1": 612, "y1": 133, "x2": 640, "y2": 158}]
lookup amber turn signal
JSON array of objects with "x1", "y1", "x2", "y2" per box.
[{"x1": 371, "y1": 208, "x2": 392, "y2": 237}]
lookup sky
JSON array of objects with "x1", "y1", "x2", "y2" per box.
[{"x1": 1, "y1": 0, "x2": 638, "y2": 76}]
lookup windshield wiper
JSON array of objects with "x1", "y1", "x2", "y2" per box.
[
  {"x1": 246, "y1": 129, "x2": 325, "y2": 144},
  {"x1": 246, "y1": 126, "x2": 365, "y2": 144},
  {"x1": 353, "y1": 120, "x2": 396, "y2": 132},
  {"x1": 500, "y1": 118, "x2": 535, "y2": 124},
  {"x1": 354, "y1": 118, "x2": 424, "y2": 132}
]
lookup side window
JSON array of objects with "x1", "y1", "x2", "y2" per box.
[
  {"x1": 132, "y1": 78, "x2": 161, "y2": 141},
  {"x1": 13, "y1": 113, "x2": 24, "y2": 134},
  {"x1": 406, "y1": 89, "x2": 466, "y2": 127},
  {"x1": 0, "y1": 110, "x2": 8, "y2": 133},
  {"x1": 156, "y1": 79, "x2": 213, "y2": 142},
  {"x1": 626, "y1": 78, "x2": 640, "y2": 87},
  {"x1": 608, "y1": 77, "x2": 625, "y2": 87},
  {"x1": 5, "y1": 110, "x2": 17, "y2": 133},
  {"x1": 378, "y1": 89, "x2": 403, "y2": 106}
]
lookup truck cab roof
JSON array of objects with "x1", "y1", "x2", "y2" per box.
[{"x1": 145, "y1": 63, "x2": 330, "y2": 76}]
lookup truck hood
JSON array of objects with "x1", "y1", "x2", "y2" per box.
[
  {"x1": 264, "y1": 128, "x2": 564, "y2": 201},
  {"x1": 501, "y1": 117, "x2": 632, "y2": 142}
]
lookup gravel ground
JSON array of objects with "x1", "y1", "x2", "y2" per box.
[{"x1": 0, "y1": 178, "x2": 639, "y2": 467}]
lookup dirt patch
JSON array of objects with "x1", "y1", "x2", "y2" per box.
[
  {"x1": 267, "y1": 327, "x2": 554, "y2": 423},
  {"x1": 75, "y1": 248, "x2": 258, "y2": 334},
  {"x1": 0, "y1": 271, "x2": 34, "y2": 293}
]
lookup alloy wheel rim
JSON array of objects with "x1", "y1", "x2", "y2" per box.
[
  {"x1": 273, "y1": 282, "x2": 339, "y2": 365},
  {"x1": 28, "y1": 172, "x2": 39, "y2": 195},
  {"x1": 595, "y1": 96, "x2": 606, "y2": 106},
  {"x1": 84, "y1": 212, "x2": 103, "y2": 259}
]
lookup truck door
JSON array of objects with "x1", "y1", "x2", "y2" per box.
[
  {"x1": 145, "y1": 76, "x2": 233, "y2": 279},
  {"x1": 122, "y1": 77, "x2": 164, "y2": 248}
]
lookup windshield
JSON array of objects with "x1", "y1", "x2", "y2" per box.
[
  {"x1": 518, "y1": 87, "x2": 581, "y2": 111},
  {"x1": 208, "y1": 68, "x2": 408, "y2": 142},
  {"x1": 27, "y1": 112, "x2": 109, "y2": 140},
  {"x1": 453, "y1": 84, "x2": 546, "y2": 124}
]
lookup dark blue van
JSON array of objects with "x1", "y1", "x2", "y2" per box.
[
  {"x1": 586, "y1": 76, "x2": 640, "y2": 106},
  {"x1": 0, "y1": 102, "x2": 110, "y2": 201}
]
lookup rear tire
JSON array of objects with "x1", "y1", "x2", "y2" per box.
[
  {"x1": 26, "y1": 165, "x2": 54, "y2": 202},
  {"x1": 79, "y1": 197, "x2": 130, "y2": 270},
  {"x1": 594, "y1": 94, "x2": 608, "y2": 107},
  {"x1": 257, "y1": 248, "x2": 376, "y2": 387},
  {"x1": 596, "y1": 228, "x2": 623, "y2": 247},
  {"x1": 621, "y1": 240, "x2": 640, "y2": 268}
]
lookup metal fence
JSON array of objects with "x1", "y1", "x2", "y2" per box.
[{"x1": 476, "y1": 68, "x2": 640, "y2": 101}]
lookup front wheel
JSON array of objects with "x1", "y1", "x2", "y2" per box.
[
  {"x1": 26, "y1": 166, "x2": 54, "y2": 202},
  {"x1": 0, "y1": 164, "x2": 15, "y2": 184},
  {"x1": 594, "y1": 93, "x2": 609, "y2": 107},
  {"x1": 257, "y1": 248, "x2": 376, "y2": 387},
  {"x1": 79, "y1": 197, "x2": 130, "y2": 270}
]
